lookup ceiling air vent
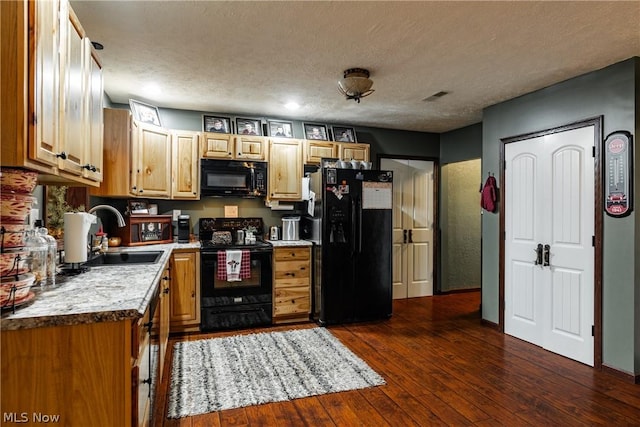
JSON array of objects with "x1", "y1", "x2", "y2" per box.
[{"x1": 422, "y1": 91, "x2": 449, "y2": 102}]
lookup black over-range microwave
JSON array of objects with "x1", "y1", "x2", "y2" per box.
[{"x1": 200, "y1": 159, "x2": 267, "y2": 197}]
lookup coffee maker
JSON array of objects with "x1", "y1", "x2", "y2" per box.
[{"x1": 177, "y1": 214, "x2": 190, "y2": 243}]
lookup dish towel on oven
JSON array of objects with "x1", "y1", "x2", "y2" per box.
[{"x1": 217, "y1": 250, "x2": 251, "y2": 282}]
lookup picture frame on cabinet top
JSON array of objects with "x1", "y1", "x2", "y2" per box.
[
  {"x1": 303, "y1": 123, "x2": 328, "y2": 141},
  {"x1": 331, "y1": 126, "x2": 357, "y2": 143},
  {"x1": 203, "y1": 115, "x2": 232, "y2": 134},
  {"x1": 236, "y1": 117, "x2": 263, "y2": 136},
  {"x1": 129, "y1": 99, "x2": 162, "y2": 127},
  {"x1": 268, "y1": 120, "x2": 294, "y2": 138}
]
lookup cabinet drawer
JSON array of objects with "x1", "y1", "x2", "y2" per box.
[
  {"x1": 274, "y1": 259, "x2": 310, "y2": 275},
  {"x1": 274, "y1": 247, "x2": 310, "y2": 261},
  {"x1": 274, "y1": 287, "x2": 310, "y2": 316}
]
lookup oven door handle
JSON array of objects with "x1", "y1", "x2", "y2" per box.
[{"x1": 250, "y1": 168, "x2": 256, "y2": 194}]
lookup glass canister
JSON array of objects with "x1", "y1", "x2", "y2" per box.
[
  {"x1": 24, "y1": 229, "x2": 47, "y2": 287},
  {"x1": 38, "y1": 227, "x2": 58, "y2": 286}
]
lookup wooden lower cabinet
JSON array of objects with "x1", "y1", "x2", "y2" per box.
[
  {"x1": 272, "y1": 246, "x2": 311, "y2": 324},
  {"x1": 169, "y1": 249, "x2": 201, "y2": 332},
  {"x1": 0, "y1": 268, "x2": 169, "y2": 427}
]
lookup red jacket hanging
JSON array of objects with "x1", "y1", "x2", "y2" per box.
[{"x1": 481, "y1": 175, "x2": 498, "y2": 213}]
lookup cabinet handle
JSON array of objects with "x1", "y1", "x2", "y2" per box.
[
  {"x1": 163, "y1": 276, "x2": 170, "y2": 281},
  {"x1": 56, "y1": 151, "x2": 67, "y2": 160},
  {"x1": 163, "y1": 287, "x2": 169, "y2": 294},
  {"x1": 139, "y1": 189, "x2": 144, "y2": 193},
  {"x1": 142, "y1": 378, "x2": 152, "y2": 385},
  {"x1": 82, "y1": 164, "x2": 97, "y2": 172},
  {"x1": 403, "y1": 230, "x2": 407, "y2": 244},
  {"x1": 132, "y1": 186, "x2": 137, "y2": 191}
]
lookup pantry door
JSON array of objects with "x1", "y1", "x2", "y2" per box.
[
  {"x1": 504, "y1": 124, "x2": 595, "y2": 366},
  {"x1": 381, "y1": 158, "x2": 435, "y2": 299}
]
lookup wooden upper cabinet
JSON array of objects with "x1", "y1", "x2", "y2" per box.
[
  {"x1": 30, "y1": 0, "x2": 62, "y2": 169},
  {"x1": 304, "y1": 140, "x2": 338, "y2": 164},
  {"x1": 1, "y1": 0, "x2": 102, "y2": 186},
  {"x1": 339, "y1": 142, "x2": 370, "y2": 162},
  {"x1": 235, "y1": 135, "x2": 267, "y2": 160},
  {"x1": 58, "y1": 5, "x2": 86, "y2": 177},
  {"x1": 201, "y1": 132, "x2": 234, "y2": 159},
  {"x1": 268, "y1": 138, "x2": 303, "y2": 201},
  {"x1": 91, "y1": 108, "x2": 132, "y2": 197},
  {"x1": 83, "y1": 39, "x2": 103, "y2": 182},
  {"x1": 131, "y1": 120, "x2": 171, "y2": 198},
  {"x1": 171, "y1": 130, "x2": 200, "y2": 199}
]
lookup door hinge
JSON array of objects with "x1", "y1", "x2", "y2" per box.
[{"x1": 592, "y1": 325, "x2": 595, "y2": 336}]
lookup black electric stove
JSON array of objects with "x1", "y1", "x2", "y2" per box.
[{"x1": 198, "y1": 217, "x2": 273, "y2": 331}]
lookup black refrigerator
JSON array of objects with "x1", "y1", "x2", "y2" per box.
[{"x1": 312, "y1": 166, "x2": 393, "y2": 325}]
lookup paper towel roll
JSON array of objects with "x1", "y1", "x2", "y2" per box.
[{"x1": 63, "y1": 212, "x2": 97, "y2": 263}]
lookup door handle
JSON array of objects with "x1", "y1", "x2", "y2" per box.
[
  {"x1": 534, "y1": 243, "x2": 543, "y2": 265},
  {"x1": 408, "y1": 229, "x2": 413, "y2": 243},
  {"x1": 543, "y1": 244, "x2": 550, "y2": 267},
  {"x1": 403, "y1": 230, "x2": 407, "y2": 243}
]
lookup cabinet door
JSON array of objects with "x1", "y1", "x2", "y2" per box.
[
  {"x1": 30, "y1": 0, "x2": 62, "y2": 168},
  {"x1": 339, "y1": 142, "x2": 370, "y2": 162},
  {"x1": 91, "y1": 108, "x2": 133, "y2": 197},
  {"x1": 304, "y1": 140, "x2": 337, "y2": 164},
  {"x1": 159, "y1": 265, "x2": 170, "y2": 382},
  {"x1": 235, "y1": 135, "x2": 267, "y2": 160},
  {"x1": 83, "y1": 39, "x2": 103, "y2": 182},
  {"x1": 170, "y1": 251, "x2": 200, "y2": 330},
  {"x1": 132, "y1": 120, "x2": 171, "y2": 198},
  {"x1": 201, "y1": 132, "x2": 234, "y2": 158},
  {"x1": 171, "y1": 131, "x2": 200, "y2": 199},
  {"x1": 58, "y1": 6, "x2": 86, "y2": 177},
  {"x1": 268, "y1": 139, "x2": 303, "y2": 200}
]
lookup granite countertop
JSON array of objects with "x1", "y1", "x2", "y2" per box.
[
  {"x1": 1, "y1": 242, "x2": 200, "y2": 331},
  {"x1": 267, "y1": 240, "x2": 314, "y2": 247}
]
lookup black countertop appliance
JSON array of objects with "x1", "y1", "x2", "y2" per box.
[{"x1": 177, "y1": 214, "x2": 190, "y2": 243}]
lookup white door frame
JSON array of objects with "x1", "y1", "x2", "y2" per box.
[
  {"x1": 498, "y1": 117, "x2": 603, "y2": 369},
  {"x1": 378, "y1": 154, "x2": 439, "y2": 297}
]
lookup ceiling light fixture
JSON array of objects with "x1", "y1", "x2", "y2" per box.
[{"x1": 338, "y1": 68, "x2": 374, "y2": 103}]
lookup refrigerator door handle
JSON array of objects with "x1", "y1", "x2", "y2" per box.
[
  {"x1": 357, "y1": 196, "x2": 362, "y2": 253},
  {"x1": 351, "y1": 198, "x2": 357, "y2": 256}
]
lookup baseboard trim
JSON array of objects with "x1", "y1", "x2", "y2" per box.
[
  {"x1": 481, "y1": 318, "x2": 500, "y2": 331},
  {"x1": 601, "y1": 364, "x2": 639, "y2": 384}
]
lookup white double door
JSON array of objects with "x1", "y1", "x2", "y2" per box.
[
  {"x1": 381, "y1": 158, "x2": 434, "y2": 299},
  {"x1": 504, "y1": 125, "x2": 595, "y2": 366}
]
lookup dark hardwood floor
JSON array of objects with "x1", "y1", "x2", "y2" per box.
[{"x1": 157, "y1": 291, "x2": 640, "y2": 426}]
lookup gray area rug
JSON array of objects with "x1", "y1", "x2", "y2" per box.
[{"x1": 167, "y1": 327, "x2": 385, "y2": 418}]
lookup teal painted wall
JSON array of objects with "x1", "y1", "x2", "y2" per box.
[{"x1": 482, "y1": 57, "x2": 639, "y2": 375}]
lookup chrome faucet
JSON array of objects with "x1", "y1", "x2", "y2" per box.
[{"x1": 88, "y1": 205, "x2": 126, "y2": 227}]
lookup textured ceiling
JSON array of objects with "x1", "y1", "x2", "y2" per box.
[{"x1": 71, "y1": 1, "x2": 640, "y2": 133}]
